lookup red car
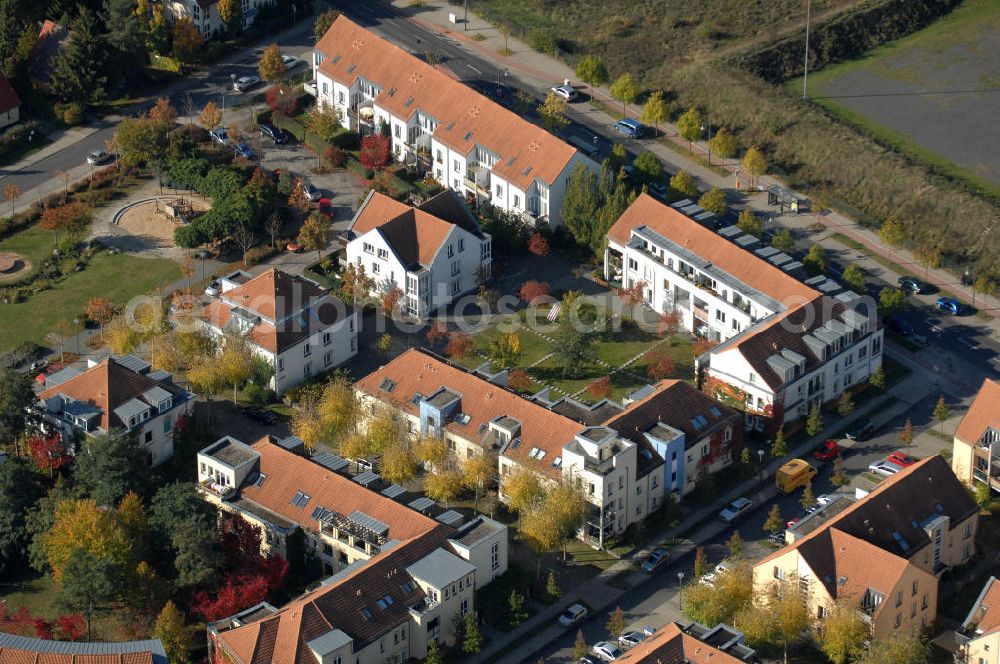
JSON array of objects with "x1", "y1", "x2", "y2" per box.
[
  {"x1": 887, "y1": 451, "x2": 917, "y2": 467},
  {"x1": 814, "y1": 439, "x2": 841, "y2": 462}
]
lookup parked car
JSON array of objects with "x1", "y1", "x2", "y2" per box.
[
  {"x1": 814, "y1": 439, "x2": 841, "y2": 462},
  {"x1": 233, "y1": 75, "x2": 261, "y2": 92},
  {"x1": 884, "y1": 314, "x2": 915, "y2": 336},
  {"x1": 936, "y1": 297, "x2": 961, "y2": 315},
  {"x1": 816, "y1": 493, "x2": 836, "y2": 506},
  {"x1": 302, "y1": 181, "x2": 321, "y2": 202},
  {"x1": 235, "y1": 143, "x2": 258, "y2": 160},
  {"x1": 209, "y1": 128, "x2": 229, "y2": 145},
  {"x1": 869, "y1": 460, "x2": 904, "y2": 477},
  {"x1": 719, "y1": 497, "x2": 753, "y2": 522},
  {"x1": 887, "y1": 451, "x2": 917, "y2": 467},
  {"x1": 641, "y1": 547, "x2": 670, "y2": 573},
  {"x1": 700, "y1": 562, "x2": 731, "y2": 586},
  {"x1": 204, "y1": 281, "x2": 221, "y2": 297},
  {"x1": 844, "y1": 419, "x2": 875, "y2": 441},
  {"x1": 618, "y1": 632, "x2": 646, "y2": 648},
  {"x1": 649, "y1": 181, "x2": 668, "y2": 199},
  {"x1": 242, "y1": 407, "x2": 276, "y2": 425},
  {"x1": 281, "y1": 54, "x2": 303, "y2": 69},
  {"x1": 614, "y1": 118, "x2": 646, "y2": 139},
  {"x1": 286, "y1": 242, "x2": 302, "y2": 253},
  {"x1": 550, "y1": 84, "x2": 578, "y2": 101},
  {"x1": 592, "y1": 642, "x2": 622, "y2": 662},
  {"x1": 898, "y1": 276, "x2": 930, "y2": 294},
  {"x1": 87, "y1": 149, "x2": 113, "y2": 165},
  {"x1": 558, "y1": 603, "x2": 588, "y2": 628},
  {"x1": 640, "y1": 626, "x2": 656, "y2": 636},
  {"x1": 260, "y1": 123, "x2": 288, "y2": 144},
  {"x1": 579, "y1": 658, "x2": 598, "y2": 664}
]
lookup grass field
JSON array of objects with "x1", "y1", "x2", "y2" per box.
[
  {"x1": 0, "y1": 225, "x2": 59, "y2": 281},
  {"x1": 792, "y1": 0, "x2": 1000, "y2": 197},
  {"x1": 0, "y1": 251, "x2": 181, "y2": 353}
]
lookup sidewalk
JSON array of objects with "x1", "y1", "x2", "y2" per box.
[
  {"x1": 475, "y1": 348, "x2": 930, "y2": 663},
  {"x1": 391, "y1": 0, "x2": 1000, "y2": 325}
]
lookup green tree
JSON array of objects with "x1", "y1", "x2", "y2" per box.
[
  {"x1": 771, "y1": 429, "x2": 788, "y2": 457},
  {"x1": 561, "y1": 163, "x2": 602, "y2": 253},
  {"x1": 842, "y1": 264, "x2": 866, "y2": 294},
  {"x1": 0, "y1": 458, "x2": 44, "y2": 576},
  {"x1": 708, "y1": 127, "x2": 739, "y2": 158},
  {"x1": 727, "y1": 530, "x2": 743, "y2": 559},
  {"x1": 425, "y1": 639, "x2": 443, "y2": 664},
  {"x1": 217, "y1": 0, "x2": 242, "y2": 34},
  {"x1": 900, "y1": 417, "x2": 914, "y2": 448},
  {"x1": 741, "y1": 146, "x2": 767, "y2": 188},
  {"x1": 314, "y1": 9, "x2": 340, "y2": 41},
  {"x1": 633, "y1": 152, "x2": 664, "y2": 188},
  {"x1": 50, "y1": 8, "x2": 108, "y2": 105},
  {"x1": 669, "y1": 169, "x2": 698, "y2": 201},
  {"x1": 769, "y1": 579, "x2": 810, "y2": 664},
  {"x1": 546, "y1": 571, "x2": 561, "y2": 600},
  {"x1": 573, "y1": 629, "x2": 588, "y2": 659},
  {"x1": 74, "y1": 432, "x2": 149, "y2": 506},
  {"x1": 606, "y1": 606, "x2": 626, "y2": 639},
  {"x1": 537, "y1": 90, "x2": 569, "y2": 133},
  {"x1": 641, "y1": 90, "x2": 668, "y2": 134},
  {"x1": 740, "y1": 447, "x2": 753, "y2": 478},
  {"x1": 878, "y1": 287, "x2": 907, "y2": 314},
  {"x1": 800, "y1": 480, "x2": 816, "y2": 510},
  {"x1": 763, "y1": 504, "x2": 783, "y2": 535},
  {"x1": 298, "y1": 214, "x2": 330, "y2": 263},
  {"x1": 575, "y1": 54, "x2": 607, "y2": 100},
  {"x1": 878, "y1": 219, "x2": 906, "y2": 247},
  {"x1": 609, "y1": 73, "x2": 638, "y2": 118},
  {"x1": 817, "y1": 601, "x2": 871, "y2": 664},
  {"x1": 59, "y1": 549, "x2": 121, "y2": 639},
  {"x1": 374, "y1": 333, "x2": 392, "y2": 356},
  {"x1": 934, "y1": 395, "x2": 950, "y2": 432},
  {"x1": 803, "y1": 244, "x2": 827, "y2": 276},
  {"x1": 975, "y1": 481, "x2": 993, "y2": 510},
  {"x1": 508, "y1": 589, "x2": 529, "y2": 627},
  {"x1": 682, "y1": 560, "x2": 753, "y2": 626},
  {"x1": 172, "y1": 520, "x2": 223, "y2": 588},
  {"x1": 0, "y1": 364, "x2": 34, "y2": 455},
  {"x1": 462, "y1": 613, "x2": 484, "y2": 654},
  {"x1": 553, "y1": 293, "x2": 597, "y2": 378},
  {"x1": 693, "y1": 546, "x2": 707, "y2": 577},
  {"x1": 831, "y1": 456, "x2": 848, "y2": 487},
  {"x1": 698, "y1": 187, "x2": 727, "y2": 217},
  {"x1": 153, "y1": 601, "x2": 190, "y2": 664},
  {"x1": 856, "y1": 631, "x2": 931, "y2": 664},
  {"x1": 677, "y1": 107, "x2": 703, "y2": 150},
  {"x1": 806, "y1": 403, "x2": 823, "y2": 437},
  {"x1": 737, "y1": 209, "x2": 762, "y2": 237},
  {"x1": 771, "y1": 228, "x2": 795, "y2": 253},
  {"x1": 258, "y1": 43, "x2": 286, "y2": 83},
  {"x1": 103, "y1": 0, "x2": 147, "y2": 81},
  {"x1": 869, "y1": 365, "x2": 886, "y2": 391},
  {"x1": 115, "y1": 115, "x2": 171, "y2": 168},
  {"x1": 837, "y1": 391, "x2": 854, "y2": 417}
]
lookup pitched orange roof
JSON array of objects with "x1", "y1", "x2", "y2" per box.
[
  {"x1": 603, "y1": 379, "x2": 740, "y2": 443},
  {"x1": 351, "y1": 192, "x2": 456, "y2": 268},
  {"x1": 239, "y1": 437, "x2": 441, "y2": 542},
  {"x1": 608, "y1": 194, "x2": 818, "y2": 306},
  {"x1": 221, "y1": 269, "x2": 327, "y2": 321},
  {"x1": 316, "y1": 16, "x2": 578, "y2": 190},
  {"x1": 0, "y1": 72, "x2": 20, "y2": 115},
  {"x1": 0, "y1": 634, "x2": 162, "y2": 664},
  {"x1": 616, "y1": 622, "x2": 745, "y2": 663},
  {"x1": 964, "y1": 577, "x2": 1000, "y2": 636},
  {"x1": 355, "y1": 349, "x2": 583, "y2": 479},
  {"x1": 199, "y1": 300, "x2": 280, "y2": 353},
  {"x1": 955, "y1": 378, "x2": 1000, "y2": 444}
]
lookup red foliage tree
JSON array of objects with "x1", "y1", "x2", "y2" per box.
[
  {"x1": 426, "y1": 321, "x2": 448, "y2": 346},
  {"x1": 265, "y1": 84, "x2": 298, "y2": 117},
  {"x1": 27, "y1": 433, "x2": 71, "y2": 476},
  {"x1": 381, "y1": 287, "x2": 403, "y2": 315},
  {"x1": 359, "y1": 134, "x2": 390, "y2": 171},
  {"x1": 518, "y1": 280, "x2": 551, "y2": 305},
  {"x1": 645, "y1": 349, "x2": 675, "y2": 380},
  {"x1": 527, "y1": 232, "x2": 550, "y2": 257},
  {"x1": 191, "y1": 572, "x2": 271, "y2": 622},
  {"x1": 0, "y1": 605, "x2": 36, "y2": 636},
  {"x1": 445, "y1": 332, "x2": 474, "y2": 360},
  {"x1": 0, "y1": 605, "x2": 84, "y2": 641},
  {"x1": 40, "y1": 203, "x2": 88, "y2": 236},
  {"x1": 323, "y1": 145, "x2": 345, "y2": 168},
  {"x1": 658, "y1": 310, "x2": 682, "y2": 337},
  {"x1": 587, "y1": 376, "x2": 612, "y2": 400},
  {"x1": 619, "y1": 279, "x2": 647, "y2": 308},
  {"x1": 692, "y1": 338, "x2": 717, "y2": 356},
  {"x1": 55, "y1": 614, "x2": 86, "y2": 641},
  {"x1": 508, "y1": 369, "x2": 533, "y2": 393}
]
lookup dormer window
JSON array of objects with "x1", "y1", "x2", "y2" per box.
[{"x1": 158, "y1": 397, "x2": 172, "y2": 413}]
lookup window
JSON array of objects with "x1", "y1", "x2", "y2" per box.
[
  {"x1": 303, "y1": 343, "x2": 311, "y2": 357},
  {"x1": 773, "y1": 566, "x2": 786, "y2": 580},
  {"x1": 964, "y1": 522, "x2": 973, "y2": 539},
  {"x1": 894, "y1": 613, "x2": 901, "y2": 628},
  {"x1": 277, "y1": 358, "x2": 284, "y2": 372},
  {"x1": 304, "y1": 362, "x2": 312, "y2": 377},
  {"x1": 144, "y1": 430, "x2": 153, "y2": 443},
  {"x1": 453, "y1": 159, "x2": 460, "y2": 172},
  {"x1": 377, "y1": 248, "x2": 388, "y2": 260},
  {"x1": 393, "y1": 125, "x2": 401, "y2": 138},
  {"x1": 324, "y1": 351, "x2": 332, "y2": 366},
  {"x1": 628, "y1": 258, "x2": 638, "y2": 271},
  {"x1": 716, "y1": 310, "x2": 726, "y2": 323},
  {"x1": 158, "y1": 399, "x2": 171, "y2": 413},
  {"x1": 451, "y1": 260, "x2": 460, "y2": 276},
  {"x1": 817, "y1": 606, "x2": 827, "y2": 619},
  {"x1": 436, "y1": 149, "x2": 443, "y2": 164},
  {"x1": 896, "y1": 590, "x2": 903, "y2": 607},
  {"x1": 461, "y1": 598, "x2": 469, "y2": 617},
  {"x1": 912, "y1": 580, "x2": 918, "y2": 596},
  {"x1": 458, "y1": 238, "x2": 465, "y2": 252},
  {"x1": 322, "y1": 332, "x2": 331, "y2": 346},
  {"x1": 447, "y1": 244, "x2": 455, "y2": 258},
  {"x1": 350, "y1": 337, "x2": 357, "y2": 352},
  {"x1": 363, "y1": 242, "x2": 374, "y2": 254},
  {"x1": 372, "y1": 262, "x2": 380, "y2": 274},
  {"x1": 451, "y1": 280, "x2": 460, "y2": 295},
  {"x1": 513, "y1": 194, "x2": 520, "y2": 209},
  {"x1": 164, "y1": 418, "x2": 171, "y2": 434},
  {"x1": 349, "y1": 318, "x2": 355, "y2": 333}
]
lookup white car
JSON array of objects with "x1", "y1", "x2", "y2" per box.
[
  {"x1": 550, "y1": 84, "x2": 578, "y2": 101},
  {"x1": 87, "y1": 149, "x2": 112, "y2": 165},
  {"x1": 618, "y1": 631, "x2": 646, "y2": 648},
  {"x1": 281, "y1": 54, "x2": 303, "y2": 69},
  {"x1": 204, "y1": 282, "x2": 220, "y2": 297},
  {"x1": 816, "y1": 493, "x2": 836, "y2": 506},
  {"x1": 700, "y1": 562, "x2": 731, "y2": 587},
  {"x1": 719, "y1": 497, "x2": 753, "y2": 522},
  {"x1": 233, "y1": 75, "x2": 261, "y2": 92},
  {"x1": 869, "y1": 460, "x2": 904, "y2": 477},
  {"x1": 592, "y1": 642, "x2": 622, "y2": 662},
  {"x1": 558, "y1": 603, "x2": 588, "y2": 628}
]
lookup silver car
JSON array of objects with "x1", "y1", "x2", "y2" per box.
[{"x1": 233, "y1": 75, "x2": 261, "y2": 92}]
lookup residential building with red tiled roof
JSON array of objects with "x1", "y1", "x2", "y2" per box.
[
  {"x1": 200, "y1": 436, "x2": 508, "y2": 664},
  {"x1": 754, "y1": 455, "x2": 977, "y2": 639},
  {"x1": 30, "y1": 20, "x2": 69, "y2": 87},
  {"x1": 197, "y1": 268, "x2": 357, "y2": 395},
  {"x1": 313, "y1": 15, "x2": 596, "y2": 229},
  {"x1": 955, "y1": 576, "x2": 1000, "y2": 664},
  {"x1": 0, "y1": 72, "x2": 20, "y2": 130},
  {"x1": 605, "y1": 194, "x2": 883, "y2": 430},
  {"x1": 951, "y1": 378, "x2": 1000, "y2": 490},
  {"x1": 37, "y1": 355, "x2": 193, "y2": 466},
  {"x1": 0, "y1": 632, "x2": 166, "y2": 664},
  {"x1": 346, "y1": 190, "x2": 492, "y2": 317},
  {"x1": 615, "y1": 622, "x2": 757, "y2": 663}
]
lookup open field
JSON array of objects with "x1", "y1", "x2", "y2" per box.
[
  {"x1": 0, "y1": 251, "x2": 180, "y2": 353},
  {"x1": 795, "y1": 0, "x2": 1000, "y2": 194}
]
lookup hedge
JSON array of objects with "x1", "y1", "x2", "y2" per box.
[{"x1": 272, "y1": 114, "x2": 306, "y2": 141}]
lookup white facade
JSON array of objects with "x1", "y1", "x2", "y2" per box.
[
  {"x1": 0, "y1": 104, "x2": 18, "y2": 130},
  {"x1": 165, "y1": 0, "x2": 270, "y2": 39}
]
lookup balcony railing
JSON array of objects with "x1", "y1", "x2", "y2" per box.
[
  {"x1": 409, "y1": 597, "x2": 439, "y2": 616},
  {"x1": 199, "y1": 478, "x2": 235, "y2": 499}
]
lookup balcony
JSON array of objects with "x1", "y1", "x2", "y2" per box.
[
  {"x1": 408, "y1": 597, "x2": 439, "y2": 616},
  {"x1": 199, "y1": 478, "x2": 235, "y2": 499}
]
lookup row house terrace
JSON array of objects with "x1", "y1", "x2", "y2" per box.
[
  {"x1": 951, "y1": 378, "x2": 1000, "y2": 493},
  {"x1": 313, "y1": 15, "x2": 595, "y2": 229}
]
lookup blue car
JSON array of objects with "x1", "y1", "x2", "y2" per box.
[
  {"x1": 935, "y1": 297, "x2": 961, "y2": 315},
  {"x1": 884, "y1": 315, "x2": 914, "y2": 336},
  {"x1": 614, "y1": 118, "x2": 646, "y2": 139},
  {"x1": 235, "y1": 143, "x2": 258, "y2": 160}
]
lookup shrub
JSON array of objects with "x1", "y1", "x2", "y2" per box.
[
  {"x1": 323, "y1": 146, "x2": 346, "y2": 168},
  {"x1": 530, "y1": 29, "x2": 558, "y2": 54}
]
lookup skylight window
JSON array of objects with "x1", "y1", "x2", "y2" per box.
[
  {"x1": 411, "y1": 392, "x2": 423, "y2": 405},
  {"x1": 253, "y1": 473, "x2": 267, "y2": 487},
  {"x1": 401, "y1": 581, "x2": 414, "y2": 594},
  {"x1": 404, "y1": 97, "x2": 414, "y2": 107},
  {"x1": 376, "y1": 594, "x2": 395, "y2": 610},
  {"x1": 528, "y1": 447, "x2": 540, "y2": 459},
  {"x1": 552, "y1": 457, "x2": 562, "y2": 468},
  {"x1": 360, "y1": 607, "x2": 372, "y2": 620},
  {"x1": 290, "y1": 492, "x2": 310, "y2": 508},
  {"x1": 380, "y1": 378, "x2": 397, "y2": 393},
  {"x1": 709, "y1": 406, "x2": 722, "y2": 417},
  {"x1": 463, "y1": 131, "x2": 473, "y2": 141},
  {"x1": 310, "y1": 505, "x2": 326, "y2": 520},
  {"x1": 455, "y1": 413, "x2": 471, "y2": 426}
]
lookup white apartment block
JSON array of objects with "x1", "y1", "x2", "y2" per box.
[
  {"x1": 164, "y1": 0, "x2": 269, "y2": 40},
  {"x1": 346, "y1": 191, "x2": 492, "y2": 317},
  {"x1": 198, "y1": 268, "x2": 358, "y2": 395},
  {"x1": 313, "y1": 15, "x2": 596, "y2": 229}
]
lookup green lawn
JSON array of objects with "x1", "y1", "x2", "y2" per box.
[
  {"x1": 0, "y1": 252, "x2": 181, "y2": 353},
  {"x1": 2, "y1": 573, "x2": 122, "y2": 640},
  {"x1": 0, "y1": 224, "x2": 60, "y2": 281}
]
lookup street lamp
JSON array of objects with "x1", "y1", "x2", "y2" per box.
[
  {"x1": 757, "y1": 448, "x2": 765, "y2": 489},
  {"x1": 497, "y1": 68, "x2": 508, "y2": 95},
  {"x1": 73, "y1": 317, "x2": 81, "y2": 355},
  {"x1": 701, "y1": 120, "x2": 711, "y2": 165},
  {"x1": 677, "y1": 572, "x2": 685, "y2": 610}
]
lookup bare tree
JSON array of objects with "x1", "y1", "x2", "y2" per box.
[
  {"x1": 182, "y1": 93, "x2": 197, "y2": 125},
  {"x1": 265, "y1": 212, "x2": 283, "y2": 248},
  {"x1": 4, "y1": 183, "x2": 21, "y2": 216},
  {"x1": 56, "y1": 170, "x2": 71, "y2": 203},
  {"x1": 233, "y1": 220, "x2": 256, "y2": 265}
]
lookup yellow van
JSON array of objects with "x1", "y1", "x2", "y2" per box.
[{"x1": 776, "y1": 458, "x2": 817, "y2": 494}]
